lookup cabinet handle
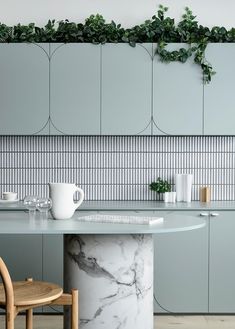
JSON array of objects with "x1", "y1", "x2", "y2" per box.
[
  {"x1": 200, "y1": 212, "x2": 209, "y2": 217},
  {"x1": 211, "y1": 213, "x2": 220, "y2": 217}
]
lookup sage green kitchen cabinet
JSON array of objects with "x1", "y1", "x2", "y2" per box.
[
  {"x1": 2, "y1": 42, "x2": 235, "y2": 136},
  {"x1": 0, "y1": 234, "x2": 43, "y2": 313},
  {"x1": 101, "y1": 44, "x2": 152, "y2": 135},
  {"x1": 0, "y1": 234, "x2": 63, "y2": 314},
  {"x1": 42, "y1": 235, "x2": 63, "y2": 285},
  {"x1": 153, "y1": 44, "x2": 203, "y2": 135},
  {"x1": 209, "y1": 211, "x2": 235, "y2": 312},
  {"x1": 0, "y1": 44, "x2": 49, "y2": 135},
  {"x1": 204, "y1": 44, "x2": 235, "y2": 135},
  {"x1": 154, "y1": 211, "x2": 208, "y2": 313},
  {"x1": 42, "y1": 235, "x2": 63, "y2": 313},
  {"x1": 50, "y1": 43, "x2": 101, "y2": 135},
  {"x1": 0, "y1": 234, "x2": 42, "y2": 280}
]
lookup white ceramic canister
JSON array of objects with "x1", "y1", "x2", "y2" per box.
[{"x1": 175, "y1": 174, "x2": 193, "y2": 202}]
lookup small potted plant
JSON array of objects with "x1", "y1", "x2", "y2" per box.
[{"x1": 149, "y1": 177, "x2": 176, "y2": 202}]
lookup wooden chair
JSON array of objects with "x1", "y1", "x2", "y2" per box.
[{"x1": 0, "y1": 257, "x2": 79, "y2": 329}]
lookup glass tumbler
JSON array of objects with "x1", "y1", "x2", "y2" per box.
[
  {"x1": 23, "y1": 195, "x2": 39, "y2": 220},
  {"x1": 36, "y1": 197, "x2": 52, "y2": 220}
]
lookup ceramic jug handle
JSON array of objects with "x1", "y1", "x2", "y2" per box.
[{"x1": 74, "y1": 186, "x2": 84, "y2": 209}]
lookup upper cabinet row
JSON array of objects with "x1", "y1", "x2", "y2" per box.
[{"x1": 0, "y1": 43, "x2": 233, "y2": 135}]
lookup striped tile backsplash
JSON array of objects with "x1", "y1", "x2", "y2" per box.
[{"x1": 0, "y1": 136, "x2": 234, "y2": 201}]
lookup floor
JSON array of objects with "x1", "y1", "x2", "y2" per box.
[{"x1": 1, "y1": 315, "x2": 235, "y2": 329}]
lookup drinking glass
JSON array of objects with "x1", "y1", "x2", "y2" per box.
[
  {"x1": 23, "y1": 195, "x2": 38, "y2": 220},
  {"x1": 36, "y1": 197, "x2": 52, "y2": 220}
]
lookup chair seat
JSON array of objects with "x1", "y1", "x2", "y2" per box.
[{"x1": 0, "y1": 281, "x2": 63, "y2": 306}]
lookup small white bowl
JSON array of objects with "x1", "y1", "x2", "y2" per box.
[{"x1": 2, "y1": 192, "x2": 18, "y2": 201}]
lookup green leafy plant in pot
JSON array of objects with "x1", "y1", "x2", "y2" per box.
[{"x1": 149, "y1": 177, "x2": 176, "y2": 202}]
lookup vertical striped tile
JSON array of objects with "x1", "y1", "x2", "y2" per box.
[{"x1": 0, "y1": 136, "x2": 234, "y2": 201}]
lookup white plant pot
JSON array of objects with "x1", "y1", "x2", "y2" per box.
[{"x1": 164, "y1": 192, "x2": 176, "y2": 203}]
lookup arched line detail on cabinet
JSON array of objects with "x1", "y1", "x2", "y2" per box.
[
  {"x1": 152, "y1": 117, "x2": 170, "y2": 136},
  {"x1": 32, "y1": 43, "x2": 50, "y2": 60},
  {"x1": 49, "y1": 43, "x2": 66, "y2": 60},
  {"x1": 48, "y1": 43, "x2": 68, "y2": 135},
  {"x1": 136, "y1": 119, "x2": 152, "y2": 135},
  {"x1": 49, "y1": 43, "x2": 101, "y2": 135},
  {"x1": 34, "y1": 42, "x2": 161, "y2": 136},
  {"x1": 22, "y1": 43, "x2": 52, "y2": 135},
  {"x1": 32, "y1": 117, "x2": 50, "y2": 135},
  {"x1": 4, "y1": 43, "x2": 51, "y2": 135},
  {"x1": 138, "y1": 43, "x2": 153, "y2": 60},
  {"x1": 30, "y1": 43, "x2": 51, "y2": 134},
  {"x1": 33, "y1": 43, "x2": 69, "y2": 135},
  {"x1": 151, "y1": 43, "x2": 169, "y2": 136},
  {"x1": 49, "y1": 118, "x2": 66, "y2": 135},
  {"x1": 132, "y1": 43, "x2": 155, "y2": 135}
]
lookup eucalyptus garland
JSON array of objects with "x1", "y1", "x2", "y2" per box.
[{"x1": 0, "y1": 5, "x2": 233, "y2": 82}]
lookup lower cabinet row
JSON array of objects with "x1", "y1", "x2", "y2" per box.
[
  {"x1": 0, "y1": 210, "x2": 234, "y2": 313},
  {"x1": 0, "y1": 234, "x2": 63, "y2": 313},
  {"x1": 154, "y1": 210, "x2": 235, "y2": 313}
]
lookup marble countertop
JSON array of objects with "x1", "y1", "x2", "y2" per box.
[
  {"x1": 0, "y1": 211, "x2": 206, "y2": 234},
  {"x1": 1, "y1": 200, "x2": 235, "y2": 211}
]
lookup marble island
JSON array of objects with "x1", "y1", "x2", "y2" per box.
[{"x1": 0, "y1": 211, "x2": 205, "y2": 329}]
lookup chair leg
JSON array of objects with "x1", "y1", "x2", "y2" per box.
[
  {"x1": 5, "y1": 310, "x2": 14, "y2": 329},
  {"x1": 71, "y1": 289, "x2": 79, "y2": 329},
  {"x1": 26, "y1": 309, "x2": 33, "y2": 329},
  {"x1": 25, "y1": 278, "x2": 33, "y2": 329}
]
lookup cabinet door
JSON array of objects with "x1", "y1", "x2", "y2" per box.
[
  {"x1": 204, "y1": 44, "x2": 235, "y2": 135},
  {"x1": 102, "y1": 44, "x2": 152, "y2": 135},
  {"x1": 154, "y1": 211, "x2": 208, "y2": 313},
  {"x1": 42, "y1": 235, "x2": 63, "y2": 285},
  {"x1": 209, "y1": 211, "x2": 235, "y2": 312},
  {"x1": 50, "y1": 43, "x2": 101, "y2": 135},
  {"x1": 0, "y1": 44, "x2": 49, "y2": 135},
  {"x1": 153, "y1": 44, "x2": 203, "y2": 135},
  {"x1": 0, "y1": 234, "x2": 43, "y2": 313},
  {"x1": 0, "y1": 234, "x2": 42, "y2": 280}
]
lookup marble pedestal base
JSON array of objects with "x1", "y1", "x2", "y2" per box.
[{"x1": 64, "y1": 234, "x2": 153, "y2": 329}]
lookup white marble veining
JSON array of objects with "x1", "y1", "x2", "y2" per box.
[{"x1": 64, "y1": 234, "x2": 153, "y2": 329}]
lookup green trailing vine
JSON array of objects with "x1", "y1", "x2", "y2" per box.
[
  {"x1": 155, "y1": 6, "x2": 215, "y2": 83},
  {"x1": 0, "y1": 5, "x2": 234, "y2": 82}
]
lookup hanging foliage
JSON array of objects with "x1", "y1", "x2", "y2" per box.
[{"x1": 0, "y1": 5, "x2": 232, "y2": 82}]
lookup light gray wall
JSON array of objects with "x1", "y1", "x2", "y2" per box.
[{"x1": 0, "y1": 0, "x2": 234, "y2": 28}]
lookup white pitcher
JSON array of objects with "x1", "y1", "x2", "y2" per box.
[{"x1": 49, "y1": 183, "x2": 84, "y2": 220}]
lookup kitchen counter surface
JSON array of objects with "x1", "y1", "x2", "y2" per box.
[
  {"x1": 0, "y1": 211, "x2": 205, "y2": 234},
  {"x1": 1, "y1": 200, "x2": 235, "y2": 211}
]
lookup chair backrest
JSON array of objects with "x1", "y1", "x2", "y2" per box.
[{"x1": 0, "y1": 258, "x2": 14, "y2": 307}]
